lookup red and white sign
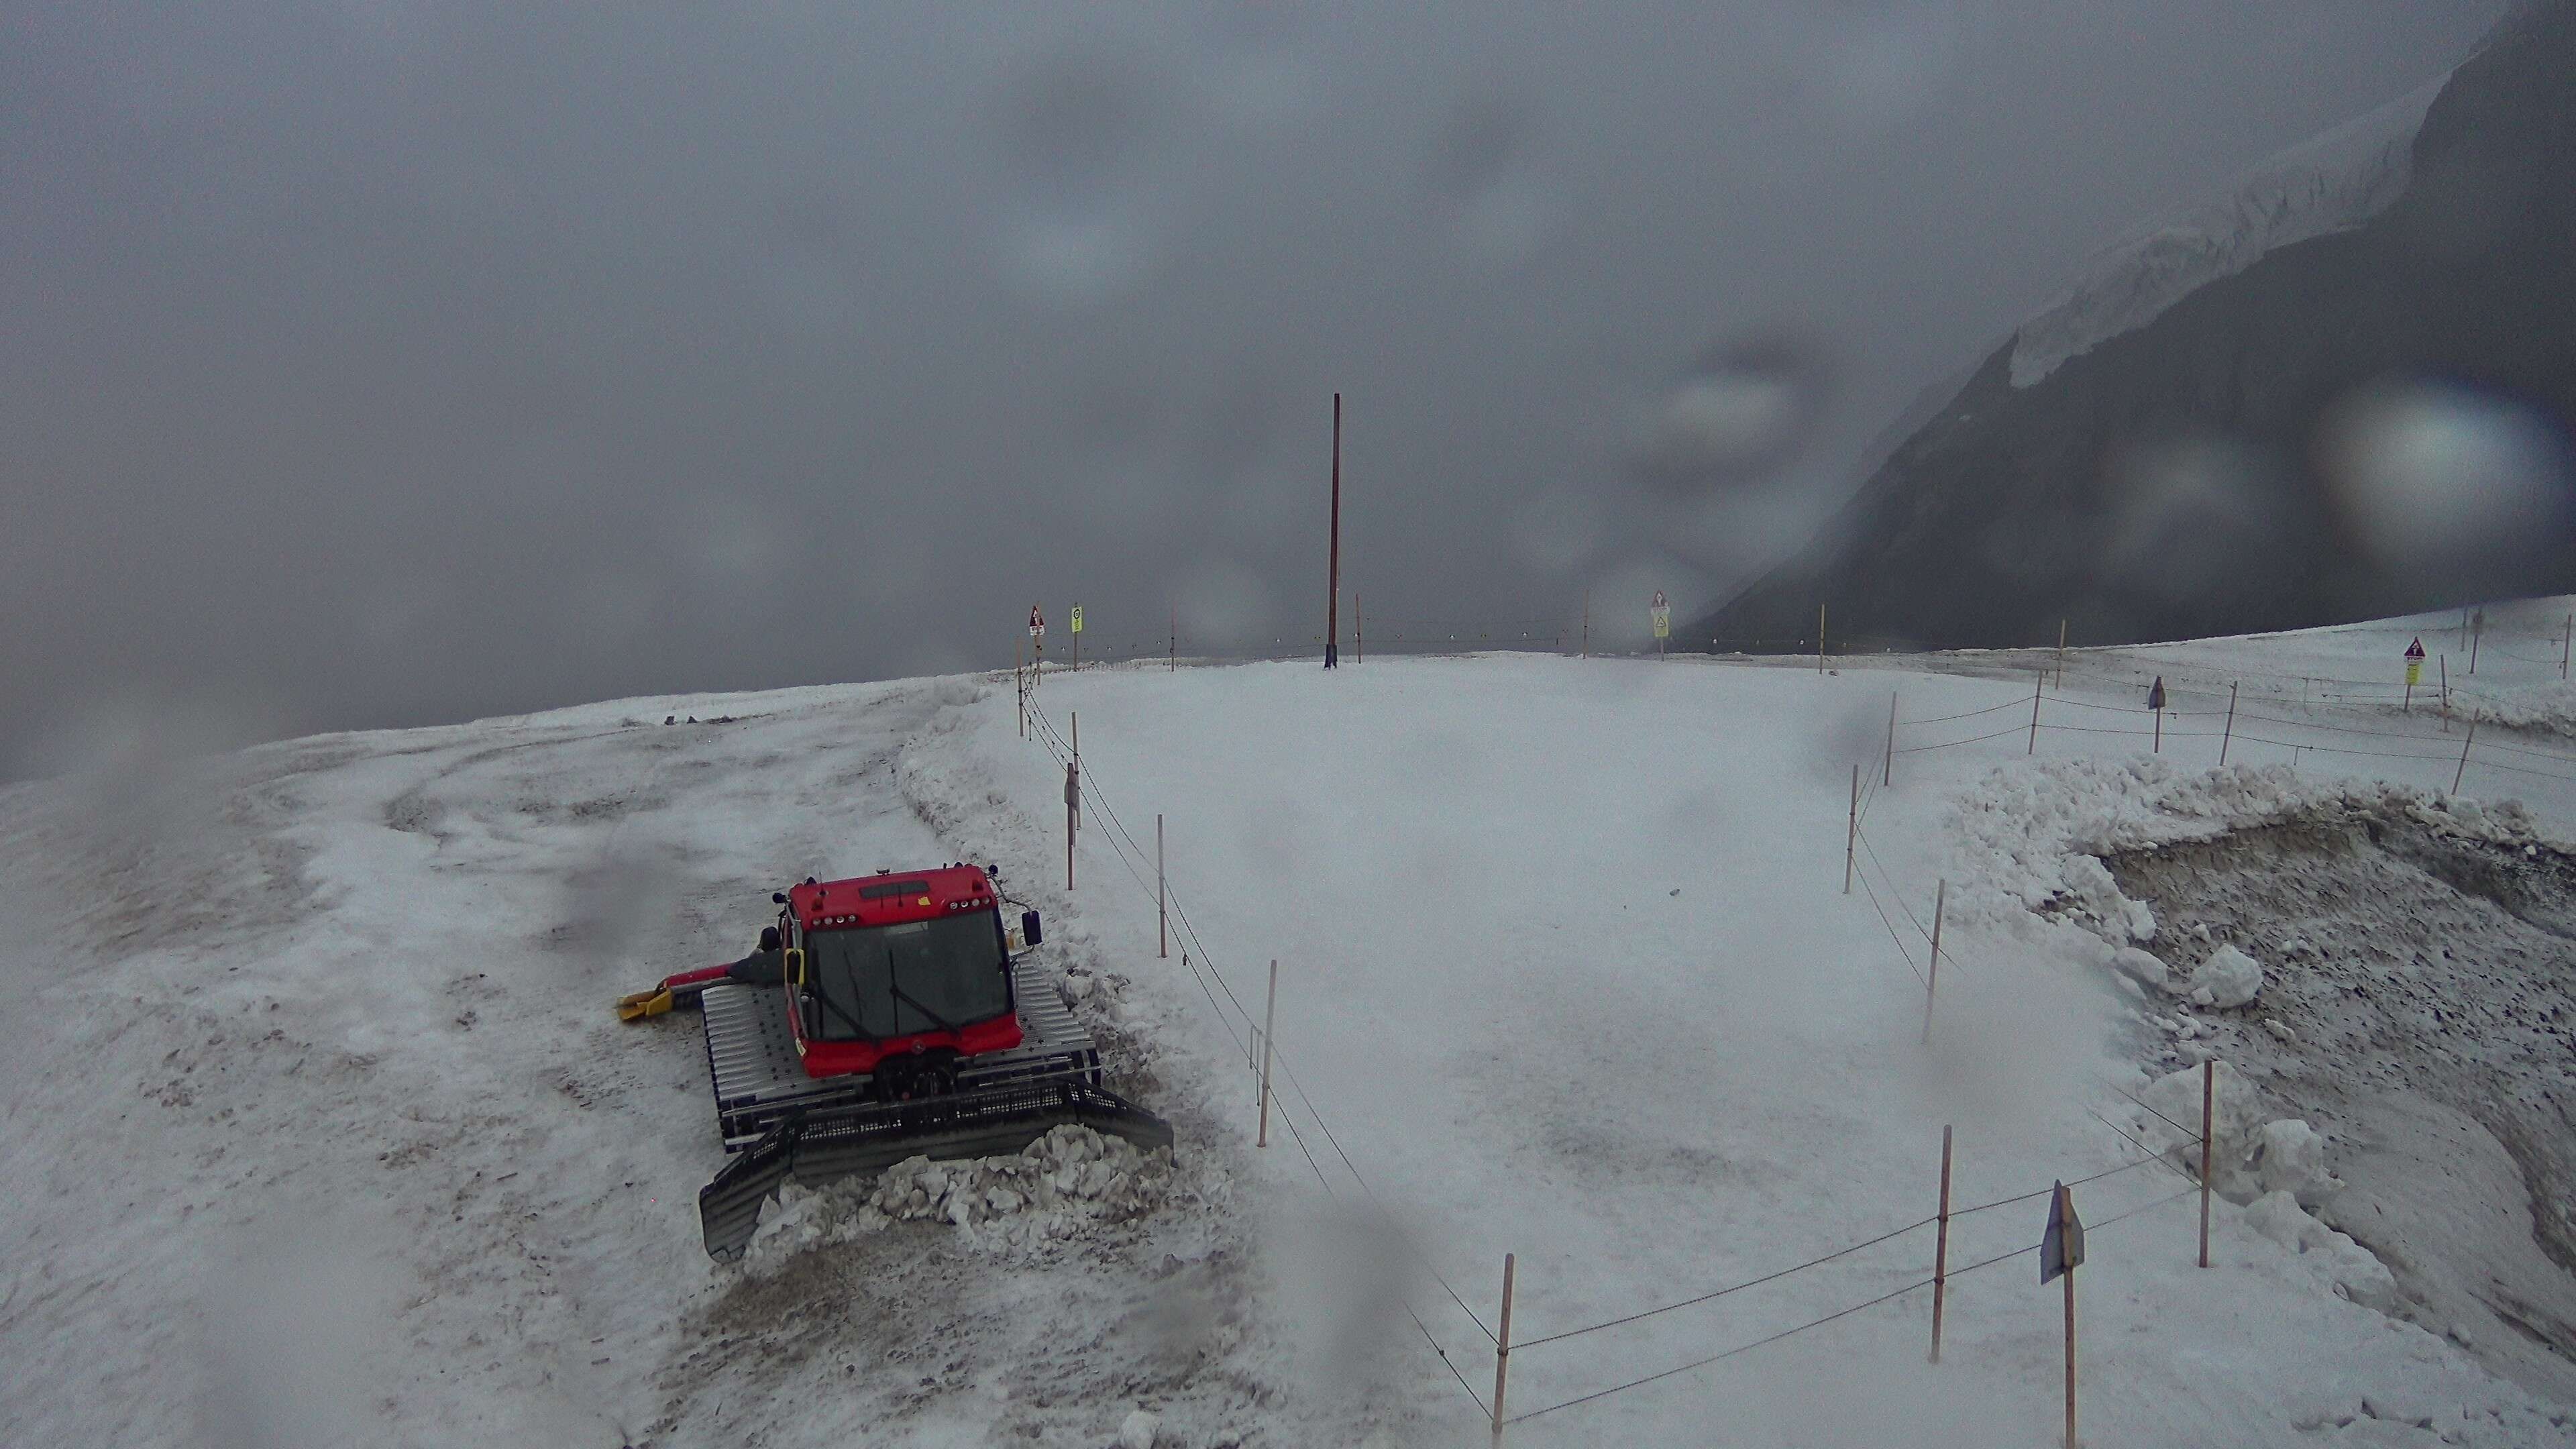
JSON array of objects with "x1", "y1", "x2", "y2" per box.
[{"x1": 1030, "y1": 606, "x2": 1046, "y2": 638}]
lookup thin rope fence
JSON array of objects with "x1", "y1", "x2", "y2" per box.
[
  {"x1": 1014, "y1": 655, "x2": 2400, "y2": 1434},
  {"x1": 1024, "y1": 702, "x2": 1506, "y2": 1370},
  {"x1": 1880, "y1": 671, "x2": 2576, "y2": 783},
  {"x1": 1501, "y1": 1180, "x2": 2203, "y2": 1427}
]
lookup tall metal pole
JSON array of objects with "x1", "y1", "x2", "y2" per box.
[{"x1": 1324, "y1": 393, "x2": 1342, "y2": 669}]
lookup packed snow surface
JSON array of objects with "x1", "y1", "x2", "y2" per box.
[{"x1": 5, "y1": 600, "x2": 2576, "y2": 1446}]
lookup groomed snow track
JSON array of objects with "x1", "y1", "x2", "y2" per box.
[{"x1": 693, "y1": 963, "x2": 1173, "y2": 1260}]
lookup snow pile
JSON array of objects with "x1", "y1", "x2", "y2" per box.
[
  {"x1": 867, "y1": 1125, "x2": 1172, "y2": 1229},
  {"x1": 2245, "y1": 1191, "x2": 2402, "y2": 1312},
  {"x1": 2132, "y1": 1063, "x2": 2343, "y2": 1209},
  {"x1": 744, "y1": 1126, "x2": 1177, "y2": 1269},
  {"x1": 2008, "y1": 75, "x2": 2442, "y2": 386},
  {"x1": 1952, "y1": 756, "x2": 2553, "y2": 933}
]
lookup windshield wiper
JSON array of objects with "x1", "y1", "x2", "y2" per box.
[
  {"x1": 886, "y1": 953, "x2": 963, "y2": 1033},
  {"x1": 807, "y1": 975, "x2": 875, "y2": 1039},
  {"x1": 888, "y1": 980, "x2": 961, "y2": 1034}
]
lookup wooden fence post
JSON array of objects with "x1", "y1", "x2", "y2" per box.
[
  {"x1": 2441, "y1": 655, "x2": 2451, "y2": 732},
  {"x1": 1258, "y1": 960, "x2": 1278, "y2": 1148},
  {"x1": 1157, "y1": 814, "x2": 1167, "y2": 959},
  {"x1": 2219, "y1": 682, "x2": 2237, "y2": 765},
  {"x1": 2063, "y1": 1214, "x2": 2080, "y2": 1449},
  {"x1": 1921, "y1": 880, "x2": 1946, "y2": 1044},
  {"x1": 1819, "y1": 604, "x2": 1827, "y2": 674},
  {"x1": 1884, "y1": 692, "x2": 1897, "y2": 787},
  {"x1": 1844, "y1": 765, "x2": 1860, "y2": 896},
  {"x1": 2199, "y1": 1060, "x2": 2214, "y2": 1269},
  {"x1": 1931, "y1": 1124, "x2": 1953, "y2": 1363},
  {"x1": 2057, "y1": 618, "x2": 2068, "y2": 688},
  {"x1": 1491, "y1": 1253, "x2": 1517, "y2": 1446},
  {"x1": 2028, "y1": 672, "x2": 2043, "y2": 754},
  {"x1": 2454, "y1": 721, "x2": 2477, "y2": 794}
]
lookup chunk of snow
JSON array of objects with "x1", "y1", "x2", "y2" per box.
[
  {"x1": 2245, "y1": 1190, "x2": 2400, "y2": 1312},
  {"x1": 2196, "y1": 945, "x2": 2263, "y2": 1008},
  {"x1": 2141, "y1": 1061, "x2": 2267, "y2": 1196},
  {"x1": 2252, "y1": 1118, "x2": 2337, "y2": 1204},
  {"x1": 2112, "y1": 947, "x2": 2169, "y2": 988},
  {"x1": 1119, "y1": 1408, "x2": 1161, "y2": 1449}
]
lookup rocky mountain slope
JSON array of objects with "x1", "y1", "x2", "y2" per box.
[{"x1": 1702, "y1": 0, "x2": 2576, "y2": 654}]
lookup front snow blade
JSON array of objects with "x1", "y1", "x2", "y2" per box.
[
  {"x1": 786, "y1": 1079, "x2": 1175, "y2": 1186},
  {"x1": 693, "y1": 1082, "x2": 1176, "y2": 1261},
  {"x1": 699, "y1": 1118, "x2": 800, "y2": 1262}
]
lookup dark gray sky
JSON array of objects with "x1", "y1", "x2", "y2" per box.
[{"x1": 0, "y1": 1, "x2": 2508, "y2": 775}]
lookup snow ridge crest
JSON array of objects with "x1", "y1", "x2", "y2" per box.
[{"x1": 2006, "y1": 75, "x2": 2444, "y2": 389}]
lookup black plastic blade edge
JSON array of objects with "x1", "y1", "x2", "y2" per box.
[{"x1": 699, "y1": 1118, "x2": 800, "y2": 1262}]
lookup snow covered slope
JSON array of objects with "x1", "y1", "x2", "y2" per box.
[
  {"x1": 2008, "y1": 76, "x2": 2442, "y2": 388},
  {"x1": 5, "y1": 615, "x2": 2575, "y2": 1446}
]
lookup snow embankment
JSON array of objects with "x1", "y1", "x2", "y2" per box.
[{"x1": 1947, "y1": 749, "x2": 2576, "y2": 1409}]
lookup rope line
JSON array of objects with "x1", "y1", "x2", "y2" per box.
[
  {"x1": 1900, "y1": 696, "x2": 2031, "y2": 727},
  {"x1": 1502, "y1": 1275, "x2": 1933, "y2": 1425},
  {"x1": 1026, "y1": 700, "x2": 1505, "y2": 1350},
  {"x1": 1894, "y1": 724, "x2": 2029, "y2": 755},
  {"x1": 1513, "y1": 1215, "x2": 1938, "y2": 1350}
]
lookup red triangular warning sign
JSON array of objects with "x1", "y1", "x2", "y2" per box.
[{"x1": 2406, "y1": 637, "x2": 2426, "y2": 660}]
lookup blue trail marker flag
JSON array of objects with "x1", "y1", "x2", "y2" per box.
[{"x1": 2041, "y1": 1182, "x2": 2086, "y2": 1285}]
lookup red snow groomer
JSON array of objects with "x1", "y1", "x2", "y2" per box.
[{"x1": 618, "y1": 863, "x2": 1171, "y2": 1260}]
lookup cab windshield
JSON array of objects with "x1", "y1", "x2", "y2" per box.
[{"x1": 804, "y1": 914, "x2": 1010, "y2": 1041}]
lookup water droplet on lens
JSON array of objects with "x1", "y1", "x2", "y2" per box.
[
  {"x1": 2318, "y1": 378, "x2": 2572, "y2": 568},
  {"x1": 1631, "y1": 336, "x2": 1830, "y2": 492}
]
